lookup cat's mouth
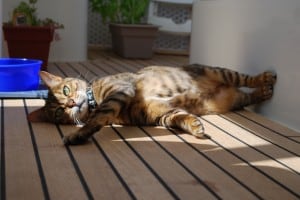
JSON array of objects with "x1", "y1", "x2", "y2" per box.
[
  {"x1": 70, "y1": 106, "x2": 86, "y2": 127},
  {"x1": 69, "y1": 95, "x2": 89, "y2": 126},
  {"x1": 66, "y1": 87, "x2": 95, "y2": 127}
]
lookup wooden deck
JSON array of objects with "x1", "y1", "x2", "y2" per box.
[{"x1": 1, "y1": 50, "x2": 300, "y2": 200}]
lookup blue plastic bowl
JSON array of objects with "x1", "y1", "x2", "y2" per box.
[{"x1": 0, "y1": 58, "x2": 42, "y2": 91}]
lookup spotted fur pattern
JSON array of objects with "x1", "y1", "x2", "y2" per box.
[{"x1": 28, "y1": 64, "x2": 276, "y2": 145}]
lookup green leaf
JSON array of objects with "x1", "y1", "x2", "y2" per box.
[{"x1": 89, "y1": 0, "x2": 149, "y2": 24}]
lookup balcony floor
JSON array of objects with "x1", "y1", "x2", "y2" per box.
[{"x1": 1, "y1": 50, "x2": 299, "y2": 200}]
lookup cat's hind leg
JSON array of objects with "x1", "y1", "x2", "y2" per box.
[
  {"x1": 231, "y1": 85, "x2": 274, "y2": 110},
  {"x1": 237, "y1": 70, "x2": 276, "y2": 88},
  {"x1": 157, "y1": 109, "x2": 210, "y2": 139},
  {"x1": 190, "y1": 64, "x2": 277, "y2": 88}
]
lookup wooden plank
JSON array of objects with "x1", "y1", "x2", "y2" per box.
[
  {"x1": 66, "y1": 62, "x2": 98, "y2": 81},
  {"x1": 206, "y1": 116, "x2": 300, "y2": 173},
  {"x1": 89, "y1": 60, "x2": 120, "y2": 75},
  {"x1": 200, "y1": 115, "x2": 300, "y2": 199},
  {"x1": 93, "y1": 126, "x2": 175, "y2": 200},
  {"x1": 99, "y1": 59, "x2": 133, "y2": 73},
  {"x1": 111, "y1": 56, "x2": 150, "y2": 69},
  {"x1": 25, "y1": 99, "x2": 90, "y2": 200},
  {"x1": 177, "y1": 129, "x2": 299, "y2": 199},
  {"x1": 115, "y1": 126, "x2": 219, "y2": 200},
  {"x1": 59, "y1": 125, "x2": 134, "y2": 200},
  {"x1": 152, "y1": 54, "x2": 188, "y2": 66},
  {"x1": 47, "y1": 62, "x2": 66, "y2": 77},
  {"x1": 79, "y1": 61, "x2": 110, "y2": 78},
  {"x1": 221, "y1": 112, "x2": 300, "y2": 160},
  {"x1": 140, "y1": 56, "x2": 178, "y2": 67},
  {"x1": 237, "y1": 110, "x2": 300, "y2": 142},
  {"x1": 97, "y1": 58, "x2": 140, "y2": 73},
  {"x1": 4, "y1": 99, "x2": 45, "y2": 199},
  {"x1": 54, "y1": 62, "x2": 81, "y2": 78},
  {"x1": 96, "y1": 55, "x2": 142, "y2": 72},
  {"x1": 142, "y1": 126, "x2": 260, "y2": 199},
  {"x1": 98, "y1": 49, "x2": 186, "y2": 69}
]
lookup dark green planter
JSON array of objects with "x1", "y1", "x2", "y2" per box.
[{"x1": 109, "y1": 23, "x2": 159, "y2": 59}]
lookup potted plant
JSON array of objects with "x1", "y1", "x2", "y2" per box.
[
  {"x1": 90, "y1": 0, "x2": 159, "y2": 59},
  {"x1": 2, "y1": 0, "x2": 63, "y2": 71}
]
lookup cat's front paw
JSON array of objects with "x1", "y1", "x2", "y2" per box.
[
  {"x1": 63, "y1": 134, "x2": 88, "y2": 145},
  {"x1": 190, "y1": 118, "x2": 211, "y2": 139}
]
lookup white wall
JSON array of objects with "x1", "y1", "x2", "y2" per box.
[
  {"x1": 2, "y1": 0, "x2": 88, "y2": 61},
  {"x1": 190, "y1": 0, "x2": 300, "y2": 131}
]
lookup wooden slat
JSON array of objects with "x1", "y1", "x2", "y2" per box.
[
  {"x1": 201, "y1": 115, "x2": 300, "y2": 199},
  {"x1": 59, "y1": 126, "x2": 133, "y2": 199},
  {"x1": 93, "y1": 127, "x2": 174, "y2": 200},
  {"x1": 47, "y1": 63, "x2": 65, "y2": 76},
  {"x1": 114, "y1": 126, "x2": 219, "y2": 199},
  {"x1": 79, "y1": 61, "x2": 111, "y2": 78},
  {"x1": 97, "y1": 56, "x2": 143, "y2": 71},
  {"x1": 202, "y1": 115, "x2": 300, "y2": 195},
  {"x1": 4, "y1": 99, "x2": 45, "y2": 199},
  {"x1": 25, "y1": 99, "x2": 91, "y2": 200},
  {"x1": 221, "y1": 113, "x2": 300, "y2": 163},
  {"x1": 177, "y1": 122, "x2": 300, "y2": 199},
  {"x1": 142, "y1": 126, "x2": 260, "y2": 199},
  {"x1": 236, "y1": 110, "x2": 300, "y2": 142}
]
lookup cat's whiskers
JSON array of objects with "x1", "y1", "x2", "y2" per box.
[
  {"x1": 83, "y1": 70, "x2": 91, "y2": 81},
  {"x1": 88, "y1": 77, "x2": 97, "y2": 85},
  {"x1": 71, "y1": 107, "x2": 85, "y2": 127},
  {"x1": 75, "y1": 73, "x2": 82, "y2": 80},
  {"x1": 77, "y1": 89, "x2": 87, "y2": 99},
  {"x1": 77, "y1": 71, "x2": 85, "y2": 80},
  {"x1": 75, "y1": 89, "x2": 89, "y2": 113},
  {"x1": 77, "y1": 70, "x2": 93, "y2": 83}
]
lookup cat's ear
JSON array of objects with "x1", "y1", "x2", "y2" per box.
[
  {"x1": 40, "y1": 71, "x2": 63, "y2": 88},
  {"x1": 27, "y1": 107, "x2": 50, "y2": 122}
]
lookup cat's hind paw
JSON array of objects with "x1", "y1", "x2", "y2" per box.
[
  {"x1": 262, "y1": 71, "x2": 277, "y2": 86},
  {"x1": 253, "y1": 85, "x2": 274, "y2": 102}
]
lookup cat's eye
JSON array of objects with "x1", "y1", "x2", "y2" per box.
[{"x1": 63, "y1": 86, "x2": 70, "y2": 96}]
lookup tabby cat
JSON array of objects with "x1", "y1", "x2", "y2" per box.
[{"x1": 28, "y1": 64, "x2": 276, "y2": 145}]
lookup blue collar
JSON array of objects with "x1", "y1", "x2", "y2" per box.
[{"x1": 86, "y1": 87, "x2": 97, "y2": 110}]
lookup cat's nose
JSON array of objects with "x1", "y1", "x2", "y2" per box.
[{"x1": 67, "y1": 99, "x2": 76, "y2": 107}]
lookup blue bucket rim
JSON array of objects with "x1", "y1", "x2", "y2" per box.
[{"x1": 0, "y1": 58, "x2": 43, "y2": 68}]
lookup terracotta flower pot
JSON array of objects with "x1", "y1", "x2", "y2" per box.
[{"x1": 2, "y1": 25, "x2": 54, "y2": 71}]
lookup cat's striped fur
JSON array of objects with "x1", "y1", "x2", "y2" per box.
[{"x1": 28, "y1": 64, "x2": 276, "y2": 145}]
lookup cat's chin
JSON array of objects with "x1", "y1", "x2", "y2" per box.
[
  {"x1": 74, "y1": 94, "x2": 89, "y2": 115},
  {"x1": 78, "y1": 101, "x2": 89, "y2": 116},
  {"x1": 70, "y1": 104, "x2": 89, "y2": 125}
]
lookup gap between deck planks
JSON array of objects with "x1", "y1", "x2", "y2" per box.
[{"x1": 1, "y1": 51, "x2": 300, "y2": 200}]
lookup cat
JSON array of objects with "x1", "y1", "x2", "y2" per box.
[{"x1": 28, "y1": 64, "x2": 276, "y2": 145}]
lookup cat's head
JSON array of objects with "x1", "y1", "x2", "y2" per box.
[{"x1": 28, "y1": 71, "x2": 90, "y2": 125}]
